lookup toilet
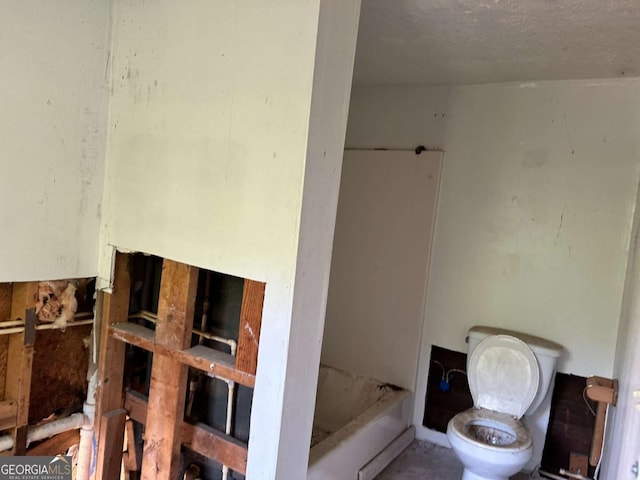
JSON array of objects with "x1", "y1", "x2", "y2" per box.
[{"x1": 446, "y1": 326, "x2": 563, "y2": 480}]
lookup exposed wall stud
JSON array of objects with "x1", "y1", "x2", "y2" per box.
[
  {"x1": 140, "y1": 259, "x2": 198, "y2": 480},
  {"x1": 5, "y1": 282, "x2": 38, "y2": 455},
  {"x1": 236, "y1": 279, "x2": 265, "y2": 375},
  {"x1": 94, "y1": 252, "x2": 131, "y2": 479}
]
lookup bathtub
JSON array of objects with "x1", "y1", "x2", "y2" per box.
[{"x1": 308, "y1": 365, "x2": 414, "y2": 480}]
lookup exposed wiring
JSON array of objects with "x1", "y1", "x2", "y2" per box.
[
  {"x1": 593, "y1": 404, "x2": 609, "y2": 479},
  {"x1": 582, "y1": 386, "x2": 596, "y2": 416},
  {"x1": 431, "y1": 360, "x2": 446, "y2": 381},
  {"x1": 446, "y1": 368, "x2": 467, "y2": 383}
]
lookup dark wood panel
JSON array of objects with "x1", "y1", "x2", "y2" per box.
[
  {"x1": 541, "y1": 373, "x2": 596, "y2": 477},
  {"x1": 422, "y1": 345, "x2": 473, "y2": 433}
]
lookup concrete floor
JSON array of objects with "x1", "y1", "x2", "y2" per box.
[{"x1": 375, "y1": 440, "x2": 533, "y2": 480}]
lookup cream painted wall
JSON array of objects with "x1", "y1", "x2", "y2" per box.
[
  {"x1": 99, "y1": 1, "x2": 359, "y2": 478},
  {"x1": 321, "y1": 150, "x2": 442, "y2": 390},
  {"x1": 413, "y1": 79, "x2": 640, "y2": 443},
  {"x1": 345, "y1": 85, "x2": 449, "y2": 150},
  {"x1": 0, "y1": 1, "x2": 111, "y2": 281}
]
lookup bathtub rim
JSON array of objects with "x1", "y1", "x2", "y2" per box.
[{"x1": 308, "y1": 386, "x2": 411, "y2": 467}]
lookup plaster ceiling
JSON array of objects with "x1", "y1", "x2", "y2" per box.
[{"x1": 353, "y1": 0, "x2": 640, "y2": 86}]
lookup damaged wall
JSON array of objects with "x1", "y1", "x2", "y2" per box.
[
  {"x1": 98, "y1": 1, "x2": 360, "y2": 478},
  {"x1": 0, "y1": 1, "x2": 111, "y2": 281}
]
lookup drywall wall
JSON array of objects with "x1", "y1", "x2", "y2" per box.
[
  {"x1": 602, "y1": 180, "x2": 640, "y2": 479},
  {"x1": 345, "y1": 85, "x2": 449, "y2": 150},
  {"x1": 413, "y1": 79, "x2": 640, "y2": 442},
  {"x1": 99, "y1": 1, "x2": 359, "y2": 478},
  {"x1": 0, "y1": 1, "x2": 110, "y2": 281},
  {"x1": 321, "y1": 150, "x2": 442, "y2": 390}
]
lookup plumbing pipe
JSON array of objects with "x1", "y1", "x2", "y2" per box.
[
  {"x1": 0, "y1": 317, "x2": 94, "y2": 336},
  {"x1": 559, "y1": 468, "x2": 592, "y2": 479},
  {"x1": 36, "y1": 319, "x2": 94, "y2": 331},
  {"x1": 221, "y1": 379, "x2": 236, "y2": 480},
  {"x1": 539, "y1": 471, "x2": 569, "y2": 480},
  {"x1": 0, "y1": 434, "x2": 12, "y2": 452},
  {"x1": 76, "y1": 360, "x2": 98, "y2": 480},
  {"x1": 0, "y1": 320, "x2": 29, "y2": 328},
  {"x1": 28, "y1": 413, "x2": 86, "y2": 445},
  {"x1": 129, "y1": 311, "x2": 237, "y2": 353},
  {"x1": 0, "y1": 412, "x2": 87, "y2": 453}
]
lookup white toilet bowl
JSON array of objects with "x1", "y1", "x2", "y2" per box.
[
  {"x1": 447, "y1": 408, "x2": 533, "y2": 480},
  {"x1": 446, "y1": 334, "x2": 541, "y2": 480}
]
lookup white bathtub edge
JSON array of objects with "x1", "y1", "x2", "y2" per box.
[{"x1": 357, "y1": 425, "x2": 415, "y2": 480}]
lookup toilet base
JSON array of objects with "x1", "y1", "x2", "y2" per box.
[{"x1": 462, "y1": 468, "x2": 509, "y2": 480}]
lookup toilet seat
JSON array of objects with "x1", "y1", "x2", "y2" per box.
[
  {"x1": 448, "y1": 408, "x2": 532, "y2": 452},
  {"x1": 468, "y1": 335, "x2": 540, "y2": 418}
]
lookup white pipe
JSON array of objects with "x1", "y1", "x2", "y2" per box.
[
  {"x1": 559, "y1": 468, "x2": 592, "y2": 479},
  {"x1": 129, "y1": 311, "x2": 238, "y2": 353},
  {"x1": 76, "y1": 360, "x2": 98, "y2": 480},
  {"x1": 0, "y1": 412, "x2": 87, "y2": 453},
  {"x1": 0, "y1": 318, "x2": 94, "y2": 336},
  {"x1": 36, "y1": 319, "x2": 94, "y2": 331},
  {"x1": 221, "y1": 379, "x2": 236, "y2": 480},
  {"x1": 0, "y1": 434, "x2": 12, "y2": 452},
  {"x1": 0, "y1": 320, "x2": 28, "y2": 328},
  {"x1": 27, "y1": 413, "x2": 85, "y2": 445}
]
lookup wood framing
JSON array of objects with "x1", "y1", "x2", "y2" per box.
[
  {"x1": 140, "y1": 259, "x2": 198, "y2": 480},
  {"x1": 95, "y1": 408, "x2": 127, "y2": 480},
  {"x1": 236, "y1": 279, "x2": 265, "y2": 375},
  {"x1": 95, "y1": 254, "x2": 265, "y2": 478},
  {"x1": 5, "y1": 282, "x2": 38, "y2": 455},
  {"x1": 108, "y1": 323, "x2": 257, "y2": 388},
  {"x1": 94, "y1": 252, "x2": 131, "y2": 477},
  {"x1": 0, "y1": 400, "x2": 17, "y2": 431},
  {"x1": 26, "y1": 429, "x2": 80, "y2": 457},
  {"x1": 124, "y1": 390, "x2": 248, "y2": 475},
  {"x1": 0, "y1": 283, "x2": 13, "y2": 400}
]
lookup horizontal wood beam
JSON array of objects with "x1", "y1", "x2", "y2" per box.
[
  {"x1": 109, "y1": 325, "x2": 256, "y2": 387},
  {"x1": 124, "y1": 390, "x2": 247, "y2": 474},
  {"x1": 109, "y1": 322, "x2": 155, "y2": 352},
  {"x1": 160, "y1": 345, "x2": 256, "y2": 388}
]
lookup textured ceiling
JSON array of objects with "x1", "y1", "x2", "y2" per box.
[{"x1": 353, "y1": 0, "x2": 640, "y2": 85}]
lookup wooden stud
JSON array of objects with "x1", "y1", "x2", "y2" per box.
[
  {"x1": 122, "y1": 419, "x2": 140, "y2": 473},
  {"x1": 236, "y1": 279, "x2": 265, "y2": 375},
  {"x1": 94, "y1": 252, "x2": 130, "y2": 475},
  {"x1": 140, "y1": 259, "x2": 198, "y2": 480},
  {"x1": 95, "y1": 408, "x2": 127, "y2": 480},
  {"x1": 0, "y1": 283, "x2": 13, "y2": 400},
  {"x1": 5, "y1": 282, "x2": 38, "y2": 455},
  {"x1": 0, "y1": 400, "x2": 17, "y2": 430}
]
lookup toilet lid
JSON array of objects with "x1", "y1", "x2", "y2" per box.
[{"x1": 468, "y1": 335, "x2": 540, "y2": 418}]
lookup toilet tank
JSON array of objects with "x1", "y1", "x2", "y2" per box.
[{"x1": 466, "y1": 326, "x2": 563, "y2": 415}]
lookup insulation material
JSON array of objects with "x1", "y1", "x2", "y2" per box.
[{"x1": 36, "y1": 281, "x2": 78, "y2": 329}]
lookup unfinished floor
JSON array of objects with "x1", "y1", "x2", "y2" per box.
[{"x1": 375, "y1": 440, "x2": 532, "y2": 480}]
